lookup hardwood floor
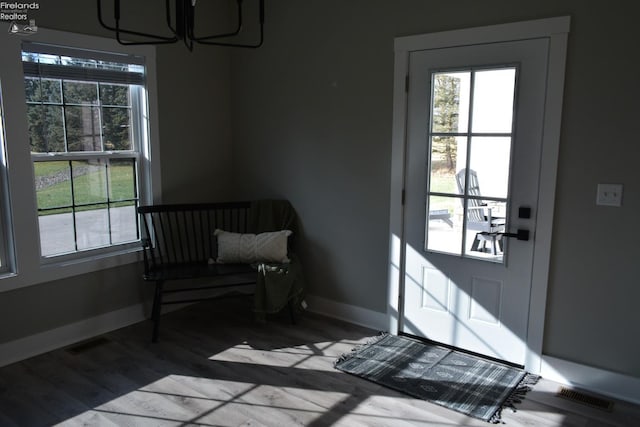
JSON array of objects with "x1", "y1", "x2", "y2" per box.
[{"x1": 1, "y1": 298, "x2": 639, "y2": 426}]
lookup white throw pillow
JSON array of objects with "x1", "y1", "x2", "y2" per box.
[{"x1": 214, "y1": 229, "x2": 292, "y2": 264}]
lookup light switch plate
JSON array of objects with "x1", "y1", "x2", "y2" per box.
[{"x1": 596, "y1": 183, "x2": 623, "y2": 207}]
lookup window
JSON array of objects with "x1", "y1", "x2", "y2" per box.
[
  {"x1": 0, "y1": 88, "x2": 14, "y2": 274},
  {"x1": 22, "y1": 44, "x2": 148, "y2": 258},
  {"x1": 0, "y1": 25, "x2": 159, "y2": 290}
]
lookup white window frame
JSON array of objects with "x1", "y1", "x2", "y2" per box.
[
  {"x1": 0, "y1": 24, "x2": 161, "y2": 292},
  {"x1": 0, "y1": 92, "x2": 16, "y2": 275},
  {"x1": 24, "y1": 45, "x2": 147, "y2": 261}
]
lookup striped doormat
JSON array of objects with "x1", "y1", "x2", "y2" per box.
[{"x1": 335, "y1": 334, "x2": 538, "y2": 423}]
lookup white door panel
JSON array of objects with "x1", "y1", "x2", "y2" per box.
[{"x1": 401, "y1": 38, "x2": 549, "y2": 365}]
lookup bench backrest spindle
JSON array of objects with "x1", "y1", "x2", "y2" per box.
[{"x1": 138, "y1": 202, "x2": 252, "y2": 273}]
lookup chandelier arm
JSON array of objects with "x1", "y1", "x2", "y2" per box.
[
  {"x1": 190, "y1": 0, "x2": 243, "y2": 42},
  {"x1": 98, "y1": 0, "x2": 179, "y2": 44},
  {"x1": 165, "y1": 0, "x2": 178, "y2": 35},
  {"x1": 97, "y1": 0, "x2": 265, "y2": 49},
  {"x1": 183, "y1": 2, "x2": 194, "y2": 52}
]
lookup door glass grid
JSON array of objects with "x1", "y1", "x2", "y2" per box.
[{"x1": 425, "y1": 67, "x2": 517, "y2": 263}]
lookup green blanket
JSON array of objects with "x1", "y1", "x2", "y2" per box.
[
  {"x1": 249, "y1": 200, "x2": 305, "y2": 316},
  {"x1": 249, "y1": 199, "x2": 298, "y2": 235}
]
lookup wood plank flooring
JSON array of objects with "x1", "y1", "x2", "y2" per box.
[{"x1": 1, "y1": 297, "x2": 639, "y2": 426}]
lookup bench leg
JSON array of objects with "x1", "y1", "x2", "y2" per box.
[{"x1": 151, "y1": 280, "x2": 164, "y2": 343}]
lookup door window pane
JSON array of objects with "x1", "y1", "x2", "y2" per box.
[
  {"x1": 429, "y1": 136, "x2": 465, "y2": 194},
  {"x1": 431, "y1": 72, "x2": 470, "y2": 134},
  {"x1": 463, "y1": 199, "x2": 507, "y2": 260},
  {"x1": 426, "y1": 195, "x2": 462, "y2": 255},
  {"x1": 471, "y1": 68, "x2": 516, "y2": 133},
  {"x1": 468, "y1": 136, "x2": 512, "y2": 199}
]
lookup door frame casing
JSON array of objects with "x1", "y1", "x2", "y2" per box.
[{"x1": 387, "y1": 16, "x2": 570, "y2": 374}]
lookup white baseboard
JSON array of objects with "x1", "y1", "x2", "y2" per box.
[
  {"x1": 304, "y1": 295, "x2": 388, "y2": 332},
  {"x1": 541, "y1": 355, "x2": 640, "y2": 405},
  {"x1": 0, "y1": 303, "x2": 147, "y2": 368}
]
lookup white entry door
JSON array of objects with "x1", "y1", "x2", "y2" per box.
[{"x1": 401, "y1": 38, "x2": 550, "y2": 366}]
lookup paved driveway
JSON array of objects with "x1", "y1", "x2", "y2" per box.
[{"x1": 38, "y1": 205, "x2": 138, "y2": 256}]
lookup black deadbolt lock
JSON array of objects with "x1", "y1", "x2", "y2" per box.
[{"x1": 518, "y1": 206, "x2": 532, "y2": 219}]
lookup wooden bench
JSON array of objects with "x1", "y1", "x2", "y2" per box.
[{"x1": 138, "y1": 201, "x2": 298, "y2": 342}]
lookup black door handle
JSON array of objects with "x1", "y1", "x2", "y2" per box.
[{"x1": 499, "y1": 229, "x2": 529, "y2": 241}]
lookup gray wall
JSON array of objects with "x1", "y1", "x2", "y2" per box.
[
  {"x1": 0, "y1": 264, "x2": 144, "y2": 343},
  {"x1": 230, "y1": 1, "x2": 639, "y2": 377}
]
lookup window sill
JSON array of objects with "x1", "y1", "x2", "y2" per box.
[{"x1": 0, "y1": 247, "x2": 143, "y2": 293}]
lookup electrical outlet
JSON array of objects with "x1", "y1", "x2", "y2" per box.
[{"x1": 596, "y1": 184, "x2": 623, "y2": 207}]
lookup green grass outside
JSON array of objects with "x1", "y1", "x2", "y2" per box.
[
  {"x1": 35, "y1": 161, "x2": 69, "y2": 176},
  {"x1": 429, "y1": 171, "x2": 458, "y2": 213},
  {"x1": 36, "y1": 163, "x2": 136, "y2": 215}
]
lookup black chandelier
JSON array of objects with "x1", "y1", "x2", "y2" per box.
[{"x1": 97, "y1": 0, "x2": 264, "y2": 50}]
